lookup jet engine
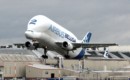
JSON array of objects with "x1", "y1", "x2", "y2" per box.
[
  {"x1": 62, "y1": 41, "x2": 73, "y2": 50},
  {"x1": 25, "y1": 41, "x2": 38, "y2": 50}
]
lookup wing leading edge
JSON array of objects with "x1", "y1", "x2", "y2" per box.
[{"x1": 56, "y1": 42, "x2": 118, "y2": 50}]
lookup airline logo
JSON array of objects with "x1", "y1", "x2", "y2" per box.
[
  {"x1": 29, "y1": 19, "x2": 37, "y2": 25},
  {"x1": 48, "y1": 25, "x2": 65, "y2": 38},
  {"x1": 83, "y1": 32, "x2": 92, "y2": 43},
  {"x1": 85, "y1": 32, "x2": 92, "y2": 43},
  {"x1": 48, "y1": 25, "x2": 76, "y2": 42}
]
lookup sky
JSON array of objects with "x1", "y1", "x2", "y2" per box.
[{"x1": 0, "y1": 0, "x2": 130, "y2": 45}]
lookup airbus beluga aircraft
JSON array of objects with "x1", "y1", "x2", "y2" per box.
[{"x1": 24, "y1": 15, "x2": 117, "y2": 59}]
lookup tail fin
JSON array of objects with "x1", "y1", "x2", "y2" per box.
[
  {"x1": 104, "y1": 48, "x2": 109, "y2": 59},
  {"x1": 74, "y1": 32, "x2": 92, "y2": 59},
  {"x1": 82, "y1": 32, "x2": 92, "y2": 43}
]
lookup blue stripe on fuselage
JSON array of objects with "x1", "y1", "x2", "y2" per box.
[{"x1": 74, "y1": 48, "x2": 85, "y2": 59}]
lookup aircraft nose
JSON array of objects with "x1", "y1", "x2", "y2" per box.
[
  {"x1": 25, "y1": 30, "x2": 34, "y2": 39},
  {"x1": 25, "y1": 30, "x2": 42, "y2": 39}
]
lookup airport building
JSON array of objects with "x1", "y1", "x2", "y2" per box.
[
  {"x1": 86, "y1": 45, "x2": 130, "y2": 59},
  {"x1": 0, "y1": 45, "x2": 130, "y2": 79}
]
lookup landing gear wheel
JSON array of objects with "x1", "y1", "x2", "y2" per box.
[
  {"x1": 64, "y1": 55, "x2": 70, "y2": 59},
  {"x1": 42, "y1": 55, "x2": 48, "y2": 59},
  {"x1": 65, "y1": 51, "x2": 70, "y2": 59},
  {"x1": 42, "y1": 46, "x2": 48, "y2": 59}
]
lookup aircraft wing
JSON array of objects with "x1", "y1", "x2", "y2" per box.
[
  {"x1": 14, "y1": 42, "x2": 118, "y2": 50},
  {"x1": 14, "y1": 42, "x2": 42, "y2": 49},
  {"x1": 73, "y1": 43, "x2": 117, "y2": 48},
  {"x1": 56, "y1": 42, "x2": 118, "y2": 50},
  {"x1": 14, "y1": 43, "x2": 25, "y2": 48}
]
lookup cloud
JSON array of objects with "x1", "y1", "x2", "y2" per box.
[{"x1": 0, "y1": 0, "x2": 130, "y2": 45}]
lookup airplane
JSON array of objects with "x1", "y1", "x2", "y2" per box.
[
  {"x1": 84, "y1": 48, "x2": 110, "y2": 59},
  {"x1": 103, "y1": 48, "x2": 109, "y2": 59},
  {"x1": 19, "y1": 15, "x2": 117, "y2": 59}
]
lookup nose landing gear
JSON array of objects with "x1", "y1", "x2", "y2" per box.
[{"x1": 42, "y1": 46, "x2": 48, "y2": 59}]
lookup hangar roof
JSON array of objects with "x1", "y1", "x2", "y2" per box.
[
  {"x1": 0, "y1": 54, "x2": 39, "y2": 61},
  {"x1": 0, "y1": 48, "x2": 40, "y2": 61},
  {"x1": 28, "y1": 64, "x2": 58, "y2": 70}
]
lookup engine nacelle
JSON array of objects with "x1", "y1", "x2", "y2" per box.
[
  {"x1": 25, "y1": 41, "x2": 36, "y2": 50},
  {"x1": 62, "y1": 41, "x2": 73, "y2": 50}
]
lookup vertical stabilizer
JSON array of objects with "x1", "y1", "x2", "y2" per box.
[
  {"x1": 104, "y1": 48, "x2": 109, "y2": 59},
  {"x1": 74, "y1": 32, "x2": 92, "y2": 59},
  {"x1": 82, "y1": 32, "x2": 92, "y2": 43}
]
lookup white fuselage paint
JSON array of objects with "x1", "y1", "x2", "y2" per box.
[{"x1": 25, "y1": 15, "x2": 84, "y2": 59}]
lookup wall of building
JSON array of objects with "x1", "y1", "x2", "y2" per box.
[
  {"x1": 3, "y1": 61, "x2": 40, "y2": 78},
  {"x1": 46, "y1": 59, "x2": 130, "y2": 71},
  {"x1": 0, "y1": 54, "x2": 130, "y2": 79},
  {"x1": 26, "y1": 66, "x2": 60, "y2": 78}
]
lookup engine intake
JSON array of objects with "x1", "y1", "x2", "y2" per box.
[
  {"x1": 62, "y1": 41, "x2": 73, "y2": 50},
  {"x1": 25, "y1": 41, "x2": 31, "y2": 47},
  {"x1": 25, "y1": 41, "x2": 36, "y2": 50}
]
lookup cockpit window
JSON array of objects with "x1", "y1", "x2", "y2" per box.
[
  {"x1": 27, "y1": 30, "x2": 33, "y2": 32},
  {"x1": 29, "y1": 19, "x2": 37, "y2": 25}
]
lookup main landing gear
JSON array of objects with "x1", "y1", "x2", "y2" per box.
[
  {"x1": 41, "y1": 46, "x2": 48, "y2": 59},
  {"x1": 64, "y1": 51, "x2": 70, "y2": 59}
]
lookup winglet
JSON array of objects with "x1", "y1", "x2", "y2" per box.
[{"x1": 82, "y1": 32, "x2": 92, "y2": 43}]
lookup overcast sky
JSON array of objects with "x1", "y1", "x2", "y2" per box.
[{"x1": 0, "y1": 0, "x2": 130, "y2": 45}]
